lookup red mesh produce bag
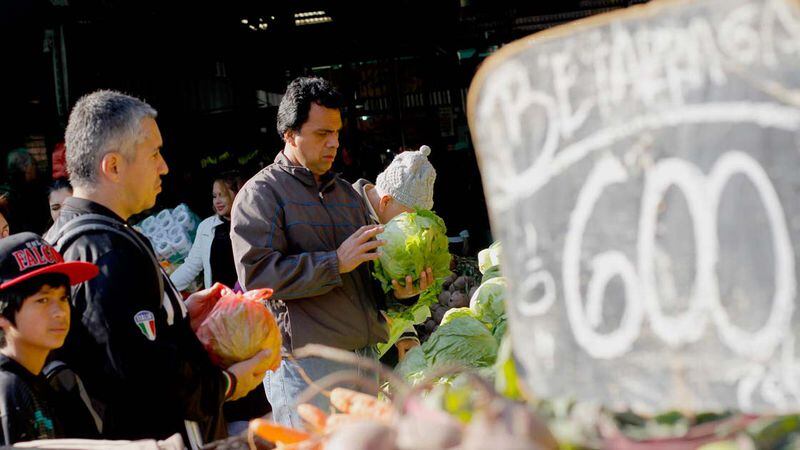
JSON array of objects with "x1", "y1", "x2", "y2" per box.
[{"x1": 196, "y1": 287, "x2": 282, "y2": 369}]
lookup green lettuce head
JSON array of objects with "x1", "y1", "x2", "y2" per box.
[
  {"x1": 373, "y1": 210, "x2": 452, "y2": 292},
  {"x1": 422, "y1": 314, "x2": 498, "y2": 368},
  {"x1": 440, "y1": 307, "x2": 477, "y2": 326},
  {"x1": 478, "y1": 241, "x2": 502, "y2": 274},
  {"x1": 492, "y1": 317, "x2": 507, "y2": 343},
  {"x1": 481, "y1": 265, "x2": 502, "y2": 284},
  {"x1": 395, "y1": 345, "x2": 428, "y2": 384},
  {"x1": 469, "y1": 276, "x2": 508, "y2": 328}
]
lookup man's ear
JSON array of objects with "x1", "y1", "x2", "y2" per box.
[
  {"x1": 99, "y1": 152, "x2": 123, "y2": 182},
  {"x1": 284, "y1": 130, "x2": 297, "y2": 147}
]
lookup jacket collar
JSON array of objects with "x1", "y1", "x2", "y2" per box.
[
  {"x1": 354, "y1": 179, "x2": 380, "y2": 224},
  {"x1": 275, "y1": 151, "x2": 339, "y2": 193},
  {"x1": 0, "y1": 354, "x2": 37, "y2": 379},
  {"x1": 210, "y1": 215, "x2": 226, "y2": 228},
  {"x1": 63, "y1": 197, "x2": 126, "y2": 223}
]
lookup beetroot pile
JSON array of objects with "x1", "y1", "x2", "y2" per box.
[{"x1": 422, "y1": 273, "x2": 479, "y2": 339}]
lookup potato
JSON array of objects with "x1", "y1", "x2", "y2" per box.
[
  {"x1": 424, "y1": 318, "x2": 437, "y2": 333},
  {"x1": 453, "y1": 276, "x2": 468, "y2": 291},
  {"x1": 442, "y1": 274, "x2": 454, "y2": 290},
  {"x1": 433, "y1": 305, "x2": 448, "y2": 323},
  {"x1": 448, "y1": 291, "x2": 468, "y2": 309},
  {"x1": 438, "y1": 290, "x2": 452, "y2": 306}
]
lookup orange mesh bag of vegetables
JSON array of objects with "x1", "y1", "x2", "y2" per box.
[{"x1": 196, "y1": 286, "x2": 282, "y2": 369}]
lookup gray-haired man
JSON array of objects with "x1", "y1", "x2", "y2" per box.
[{"x1": 45, "y1": 90, "x2": 272, "y2": 444}]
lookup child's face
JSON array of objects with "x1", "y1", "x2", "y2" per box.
[{"x1": 5, "y1": 284, "x2": 70, "y2": 351}]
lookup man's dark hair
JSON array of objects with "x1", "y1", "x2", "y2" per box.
[
  {"x1": 49, "y1": 178, "x2": 73, "y2": 195},
  {"x1": 276, "y1": 77, "x2": 344, "y2": 141},
  {"x1": 0, "y1": 273, "x2": 70, "y2": 347}
]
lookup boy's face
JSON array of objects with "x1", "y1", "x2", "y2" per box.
[{"x1": 2, "y1": 284, "x2": 70, "y2": 351}]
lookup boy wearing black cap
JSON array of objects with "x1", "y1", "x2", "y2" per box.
[{"x1": 0, "y1": 232, "x2": 98, "y2": 445}]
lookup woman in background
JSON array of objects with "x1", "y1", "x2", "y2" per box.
[{"x1": 171, "y1": 172, "x2": 243, "y2": 291}]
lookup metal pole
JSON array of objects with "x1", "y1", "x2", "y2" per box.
[{"x1": 59, "y1": 25, "x2": 69, "y2": 108}]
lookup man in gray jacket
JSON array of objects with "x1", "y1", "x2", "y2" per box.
[{"x1": 231, "y1": 77, "x2": 426, "y2": 427}]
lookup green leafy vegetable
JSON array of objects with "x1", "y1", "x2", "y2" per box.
[
  {"x1": 373, "y1": 210, "x2": 452, "y2": 293},
  {"x1": 440, "y1": 307, "x2": 477, "y2": 326},
  {"x1": 394, "y1": 345, "x2": 428, "y2": 383},
  {"x1": 422, "y1": 314, "x2": 498, "y2": 368},
  {"x1": 469, "y1": 276, "x2": 508, "y2": 328}
]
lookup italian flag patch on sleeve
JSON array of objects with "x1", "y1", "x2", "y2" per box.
[{"x1": 134, "y1": 310, "x2": 157, "y2": 341}]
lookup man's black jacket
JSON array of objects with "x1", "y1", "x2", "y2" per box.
[{"x1": 44, "y1": 197, "x2": 227, "y2": 443}]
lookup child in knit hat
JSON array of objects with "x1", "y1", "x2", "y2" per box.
[
  {"x1": 352, "y1": 145, "x2": 437, "y2": 360},
  {"x1": 354, "y1": 145, "x2": 436, "y2": 223}
]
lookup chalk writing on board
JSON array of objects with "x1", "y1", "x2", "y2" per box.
[
  {"x1": 470, "y1": 0, "x2": 800, "y2": 412},
  {"x1": 557, "y1": 151, "x2": 794, "y2": 360}
]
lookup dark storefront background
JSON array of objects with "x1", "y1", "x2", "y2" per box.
[{"x1": 0, "y1": 0, "x2": 648, "y2": 251}]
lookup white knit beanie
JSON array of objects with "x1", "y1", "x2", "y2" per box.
[{"x1": 376, "y1": 145, "x2": 436, "y2": 210}]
